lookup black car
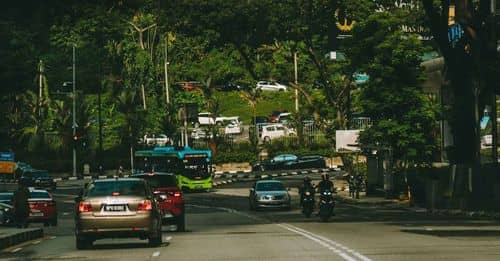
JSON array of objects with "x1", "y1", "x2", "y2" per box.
[
  {"x1": 287, "y1": 155, "x2": 326, "y2": 169},
  {"x1": 217, "y1": 82, "x2": 243, "y2": 91},
  {"x1": 19, "y1": 169, "x2": 56, "y2": 190},
  {"x1": 252, "y1": 154, "x2": 326, "y2": 171}
]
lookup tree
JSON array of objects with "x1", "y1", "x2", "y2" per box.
[
  {"x1": 350, "y1": 12, "x2": 438, "y2": 196},
  {"x1": 420, "y1": 0, "x2": 498, "y2": 165},
  {"x1": 116, "y1": 88, "x2": 145, "y2": 170}
]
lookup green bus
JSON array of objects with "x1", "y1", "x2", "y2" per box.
[{"x1": 134, "y1": 146, "x2": 213, "y2": 191}]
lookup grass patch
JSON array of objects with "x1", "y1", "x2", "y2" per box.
[{"x1": 215, "y1": 91, "x2": 295, "y2": 123}]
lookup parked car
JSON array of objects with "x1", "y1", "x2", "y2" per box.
[
  {"x1": 268, "y1": 110, "x2": 287, "y2": 123},
  {"x1": 133, "y1": 173, "x2": 185, "y2": 231},
  {"x1": 19, "y1": 169, "x2": 56, "y2": 190},
  {"x1": 217, "y1": 82, "x2": 242, "y2": 91},
  {"x1": 277, "y1": 112, "x2": 291, "y2": 124},
  {"x1": 0, "y1": 192, "x2": 13, "y2": 204},
  {"x1": 197, "y1": 112, "x2": 216, "y2": 125},
  {"x1": 260, "y1": 124, "x2": 296, "y2": 142},
  {"x1": 28, "y1": 188, "x2": 57, "y2": 226},
  {"x1": 249, "y1": 180, "x2": 291, "y2": 210},
  {"x1": 144, "y1": 134, "x2": 171, "y2": 146},
  {"x1": 191, "y1": 128, "x2": 213, "y2": 140},
  {"x1": 176, "y1": 81, "x2": 202, "y2": 92},
  {"x1": 256, "y1": 81, "x2": 288, "y2": 91},
  {"x1": 74, "y1": 178, "x2": 163, "y2": 249},
  {"x1": 0, "y1": 202, "x2": 13, "y2": 225},
  {"x1": 224, "y1": 119, "x2": 244, "y2": 135}
]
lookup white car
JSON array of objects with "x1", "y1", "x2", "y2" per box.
[
  {"x1": 256, "y1": 81, "x2": 288, "y2": 91},
  {"x1": 144, "y1": 134, "x2": 171, "y2": 146},
  {"x1": 224, "y1": 120, "x2": 244, "y2": 135},
  {"x1": 260, "y1": 124, "x2": 296, "y2": 142},
  {"x1": 191, "y1": 128, "x2": 213, "y2": 140},
  {"x1": 197, "y1": 112, "x2": 216, "y2": 125}
]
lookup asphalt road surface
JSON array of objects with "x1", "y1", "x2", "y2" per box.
[{"x1": 2, "y1": 179, "x2": 500, "y2": 261}]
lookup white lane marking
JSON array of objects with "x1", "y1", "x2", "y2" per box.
[
  {"x1": 425, "y1": 228, "x2": 433, "y2": 231},
  {"x1": 11, "y1": 247, "x2": 22, "y2": 253},
  {"x1": 32, "y1": 240, "x2": 41, "y2": 245},
  {"x1": 281, "y1": 223, "x2": 372, "y2": 261},
  {"x1": 278, "y1": 224, "x2": 356, "y2": 261},
  {"x1": 164, "y1": 236, "x2": 172, "y2": 241},
  {"x1": 152, "y1": 251, "x2": 161, "y2": 257},
  {"x1": 63, "y1": 212, "x2": 70, "y2": 216},
  {"x1": 187, "y1": 204, "x2": 370, "y2": 261},
  {"x1": 50, "y1": 236, "x2": 57, "y2": 240}
]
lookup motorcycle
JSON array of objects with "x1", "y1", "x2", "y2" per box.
[
  {"x1": 318, "y1": 189, "x2": 335, "y2": 222},
  {"x1": 301, "y1": 189, "x2": 315, "y2": 218}
]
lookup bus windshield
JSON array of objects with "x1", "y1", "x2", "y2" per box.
[{"x1": 135, "y1": 156, "x2": 176, "y2": 173}]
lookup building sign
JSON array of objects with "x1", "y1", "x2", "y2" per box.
[
  {"x1": 336, "y1": 130, "x2": 361, "y2": 152},
  {"x1": 0, "y1": 162, "x2": 15, "y2": 174},
  {"x1": 0, "y1": 152, "x2": 14, "y2": 162}
]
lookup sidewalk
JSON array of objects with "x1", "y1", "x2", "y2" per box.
[{"x1": 0, "y1": 227, "x2": 43, "y2": 250}]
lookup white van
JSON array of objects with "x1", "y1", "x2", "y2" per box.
[{"x1": 260, "y1": 124, "x2": 295, "y2": 142}]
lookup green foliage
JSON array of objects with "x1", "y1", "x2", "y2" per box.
[{"x1": 350, "y1": 12, "x2": 439, "y2": 167}]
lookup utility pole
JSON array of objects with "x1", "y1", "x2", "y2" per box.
[
  {"x1": 293, "y1": 51, "x2": 299, "y2": 112},
  {"x1": 72, "y1": 44, "x2": 77, "y2": 177},
  {"x1": 164, "y1": 35, "x2": 170, "y2": 104}
]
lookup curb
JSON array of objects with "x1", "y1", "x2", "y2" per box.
[{"x1": 0, "y1": 228, "x2": 44, "y2": 250}]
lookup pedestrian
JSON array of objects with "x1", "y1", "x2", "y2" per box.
[
  {"x1": 117, "y1": 165, "x2": 124, "y2": 177},
  {"x1": 12, "y1": 180, "x2": 30, "y2": 228}
]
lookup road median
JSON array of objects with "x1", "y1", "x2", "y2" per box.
[{"x1": 0, "y1": 227, "x2": 43, "y2": 250}]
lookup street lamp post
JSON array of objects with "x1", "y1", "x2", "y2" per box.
[{"x1": 72, "y1": 44, "x2": 77, "y2": 177}]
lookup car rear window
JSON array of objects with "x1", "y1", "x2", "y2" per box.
[
  {"x1": 86, "y1": 180, "x2": 147, "y2": 197},
  {"x1": 26, "y1": 171, "x2": 49, "y2": 177},
  {"x1": 256, "y1": 182, "x2": 285, "y2": 191},
  {"x1": 136, "y1": 175, "x2": 178, "y2": 188},
  {"x1": 30, "y1": 191, "x2": 51, "y2": 199}
]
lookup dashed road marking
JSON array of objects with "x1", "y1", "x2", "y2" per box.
[
  {"x1": 165, "y1": 236, "x2": 172, "y2": 241},
  {"x1": 50, "y1": 236, "x2": 57, "y2": 240},
  {"x1": 11, "y1": 247, "x2": 22, "y2": 253},
  {"x1": 32, "y1": 240, "x2": 41, "y2": 245},
  {"x1": 152, "y1": 251, "x2": 161, "y2": 257}
]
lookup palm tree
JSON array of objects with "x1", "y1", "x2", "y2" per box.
[
  {"x1": 19, "y1": 90, "x2": 50, "y2": 152},
  {"x1": 239, "y1": 87, "x2": 262, "y2": 127},
  {"x1": 50, "y1": 100, "x2": 72, "y2": 154},
  {"x1": 116, "y1": 88, "x2": 144, "y2": 170}
]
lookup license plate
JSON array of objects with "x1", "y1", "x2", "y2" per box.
[
  {"x1": 30, "y1": 212, "x2": 44, "y2": 217},
  {"x1": 104, "y1": 205, "x2": 126, "y2": 212}
]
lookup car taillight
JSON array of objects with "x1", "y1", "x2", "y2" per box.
[
  {"x1": 78, "y1": 203, "x2": 92, "y2": 212},
  {"x1": 174, "y1": 192, "x2": 181, "y2": 197},
  {"x1": 137, "y1": 200, "x2": 152, "y2": 211}
]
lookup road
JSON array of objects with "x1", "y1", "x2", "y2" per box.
[{"x1": 1, "y1": 179, "x2": 500, "y2": 260}]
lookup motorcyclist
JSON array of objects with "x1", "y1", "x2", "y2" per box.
[
  {"x1": 317, "y1": 173, "x2": 334, "y2": 194},
  {"x1": 299, "y1": 176, "x2": 315, "y2": 206}
]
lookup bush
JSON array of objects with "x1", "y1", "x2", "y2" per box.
[{"x1": 213, "y1": 151, "x2": 257, "y2": 163}]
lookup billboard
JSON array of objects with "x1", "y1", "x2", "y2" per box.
[{"x1": 335, "y1": 130, "x2": 360, "y2": 152}]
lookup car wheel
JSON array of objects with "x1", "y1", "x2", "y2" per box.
[
  {"x1": 76, "y1": 236, "x2": 92, "y2": 250},
  {"x1": 279, "y1": 89, "x2": 284, "y2": 92},
  {"x1": 176, "y1": 214, "x2": 186, "y2": 232},
  {"x1": 263, "y1": 136, "x2": 271, "y2": 143}
]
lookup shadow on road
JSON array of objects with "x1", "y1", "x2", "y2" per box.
[{"x1": 401, "y1": 229, "x2": 500, "y2": 237}]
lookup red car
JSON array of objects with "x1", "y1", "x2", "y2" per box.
[
  {"x1": 133, "y1": 173, "x2": 185, "y2": 231},
  {"x1": 28, "y1": 188, "x2": 57, "y2": 226}
]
